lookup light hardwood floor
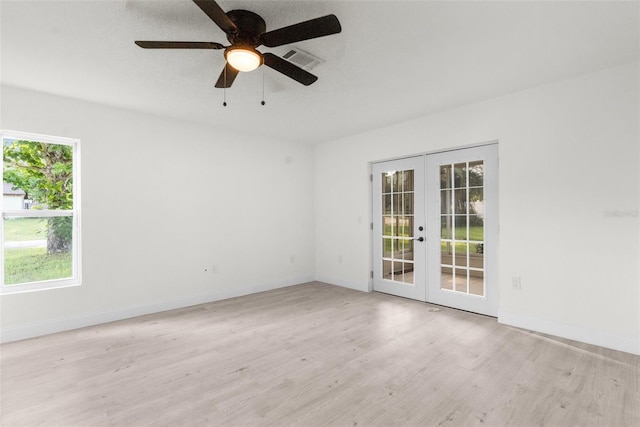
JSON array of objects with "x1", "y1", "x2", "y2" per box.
[{"x1": 1, "y1": 282, "x2": 639, "y2": 426}]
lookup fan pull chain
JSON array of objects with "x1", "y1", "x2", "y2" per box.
[
  {"x1": 223, "y1": 65, "x2": 227, "y2": 107},
  {"x1": 261, "y1": 67, "x2": 266, "y2": 106}
]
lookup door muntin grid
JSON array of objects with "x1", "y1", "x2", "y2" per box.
[
  {"x1": 440, "y1": 161, "x2": 485, "y2": 296},
  {"x1": 381, "y1": 170, "x2": 415, "y2": 285}
]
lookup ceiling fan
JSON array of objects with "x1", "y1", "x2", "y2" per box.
[{"x1": 135, "y1": 0, "x2": 342, "y2": 88}]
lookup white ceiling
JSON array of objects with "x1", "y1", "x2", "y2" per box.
[{"x1": 2, "y1": 0, "x2": 638, "y2": 144}]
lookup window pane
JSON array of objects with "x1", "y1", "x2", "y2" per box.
[
  {"x1": 3, "y1": 140, "x2": 74, "y2": 210},
  {"x1": 395, "y1": 238, "x2": 413, "y2": 259},
  {"x1": 440, "y1": 165, "x2": 452, "y2": 189},
  {"x1": 454, "y1": 268, "x2": 469, "y2": 293},
  {"x1": 3, "y1": 216, "x2": 73, "y2": 285},
  {"x1": 383, "y1": 238, "x2": 392, "y2": 258},
  {"x1": 383, "y1": 194, "x2": 392, "y2": 215},
  {"x1": 383, "y1": 260, "x2": 392, "y2": 280},
  {"x1": 400, "y1": 170, "x2": 414, "y2": 191},
  {"x1": 469, "y1": 161, "x2": 484, "y2": 187},
  {"x1": 454, "y1": 215, "x2": 467, "y2": 239},
  {"x1": 454, "y1": 163, "x2": 467, "y2": 188},
  {"x1": 396, "y1": 216, "x2": 413, "y2": 237},
  {"x1": 392, "y1": 172, "x2": 400, "y2": 192},
  {"x1": 383, "y1": 216, "x2": 394, "y2": 236},
  {"x1": 469, "y1": 216, "x2": 484, "y2": 241},
  {"x1": 454, "y1": 188, "x2": 468, "y2": 214},
  {"x1": 441, "y1": 241, "x2": 453, "y2": 264},
  {"x1": 441, "y1": 216, "x2": 453, "y2": 239},
  {"x1": 441, "y1": 190, "x2": 452, "y2": 214},
  {"x1": 441, "y1": 267, "x2": 454, "y2": 291},
  {"x1": 382, "y1": 173, "x2": 392, "y2": 193},
  {"x1": 402, "y1": 193, "x2": 414, "y2": 215},
  {"x1": 455, "y1": 241, "x2": 468, "y2": 256},
  {"x1": 392, "y1": 194, "x2": 402, "y2": 215},
  {"x1": 403, "y1": 239, "x2": 414, "y2": 261},
  {"x1": 398, "y1": 262, "x2": 414, "y2": 284},
  {"x1": 469, "y1": 270, "x2": 484, "y2": 296},
  {"x1": 469, "y1": 188, "x2": 483, "y2": 206}
]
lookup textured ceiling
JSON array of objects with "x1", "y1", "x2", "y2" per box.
[{"x1": 2, "y1": 0, "x2": 639, "y2": 144}]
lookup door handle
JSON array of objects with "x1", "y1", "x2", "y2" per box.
[{"x1": 413, "y1": 236, "x2": 425, "y2": 242}]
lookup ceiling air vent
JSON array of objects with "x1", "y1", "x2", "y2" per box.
[{"x1": 282, "y1": 48, "x2": 323, "y2": 70}]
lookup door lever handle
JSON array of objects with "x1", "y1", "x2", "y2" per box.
[{"x1": 413, "y1": 236, "x2": 425, "y2": 242}]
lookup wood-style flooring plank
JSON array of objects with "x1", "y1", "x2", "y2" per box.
[{"x1": 1, "y1": 282, "x2": 639, "y2": 426}]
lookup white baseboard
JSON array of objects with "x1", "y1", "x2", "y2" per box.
[
  {"x1": 315, "y1": 275, "x2": 369, "y2": 292},
  {"x1": 498, "y1": 310, "x2": 640, "y2": 356},
  {"x1": 0, "y1": 276, "x2": 314, "y2": 344}
]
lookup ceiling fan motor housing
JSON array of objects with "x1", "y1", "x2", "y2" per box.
[{"x1": 225, "y1": 10, "x2": 266, "y2": 46}]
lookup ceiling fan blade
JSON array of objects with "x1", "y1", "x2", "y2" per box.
[
  {"x1": 193, "y1": 0, "x2": 237, "y2": 34},
  {"x1": 263, "y1": 52, "x2": 318, "y2": 86},
  {"x1": 215, "y1": 63, "x2": 240, "y2": 88},
  {"x1": 135, "y1": 41, "x2": 225, "y2": 49},
  {"x1": 260, "y1": 14, "x2": 341, "y2": 48}
]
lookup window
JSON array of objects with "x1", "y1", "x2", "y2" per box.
[{"x1": 1, "y1": 130, "x2": 81, "y2": 293}]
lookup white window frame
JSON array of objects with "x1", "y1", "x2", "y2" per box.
[{"x1": 1, "y1": 130, "x2": 82, "y2": 294}]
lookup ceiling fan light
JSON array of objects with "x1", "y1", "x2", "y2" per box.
[{"x1": 225, "y1": 47, "x2": 263, "y2": 72}]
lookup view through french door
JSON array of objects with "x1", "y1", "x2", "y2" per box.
[{"x1": 372, "y1": 144, "x2": 498, "y2": 316}]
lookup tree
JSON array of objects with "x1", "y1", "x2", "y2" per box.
[{"x1": 3, "y1": 140, "x2": 73, "y2": 253}]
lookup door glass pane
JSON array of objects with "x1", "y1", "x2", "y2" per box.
[
  {"x1": 392, "y1": 194, "x2": 402, "y2": 215},
  {"x1": 403, "y1": 239, "x2": 414, "y2": 261},
  {"x1": 441, "y1": 190, "x2": 452, "y2": 214},
  {"x1": 383, "y1": 216, "x2": 394, "y2": 236},
  {"x1": 383, "y1": 194, "x2": 392, "y2": 215},
  {"x1": 454, "y1": 215, "x2": 467, "y2": 239},
  {"x1": 398, "y1": 262, "x2": 414, "y2": 284},
  {"x1": 469, "y1": 270, "x2": 484, "y2": 296},
  {"x1": 401, "y1": 170, "x2": 414, "y2": 191},
  {"x1": 441, "y1": 216, "x2": 453, "y2": 239},
  {"x1": 454, "y1": 163, "x2": 467, "y2": 188},
  {"x1": 380, "y1": 169, "x2": 415, "y2": 285},
  {"x1": 439, "y1": 160, "x2": 485, "y2": 296},
  {"x1": 383, "y1": 238, "x2": 392, "y2": 258},
  {"x1": 397, "y1": 216, "x2": 413, "y2": 237},
  {"x1": 469, "y1": 161, "x2": 484, "y2": 187},
  {"x1": 441, "y1": 266, "x2": 453, "y2": 291},
  {"x1": 469, "y1": 216, "x2": 483, "y2": 241},
  {"x1": 454, "y1": 268, "x2": 469, "y2": 293},
  {"x1": 383, "y1": 260, "x2": 392, "y2": 280},
  {"x1": 454, "y1": 188, "x2": 467, "y2": 214},
  {"x1": 383, "y1": 174, "x2": 392, "y2": 193},
  {"x1": 440, "y1": 165, "x2": 452, "y2": 189},
  {"x1": 402, "y1": 194, "x2": 414, "y2": 215}
]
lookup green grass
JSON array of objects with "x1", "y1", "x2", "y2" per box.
[
  {"x1": 440, "y1": 241, "x2": 483, "y2": 255},
  {"x1": 4, "y1": 218, "x2": 47, "y2": 241},
  {"x1": 4, "y1": 247, "x2": 72, "y2": 285},
  {"x1": 442, "y1": 225, "x2": 483, "y2": 241}
]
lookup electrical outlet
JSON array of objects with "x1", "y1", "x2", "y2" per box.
[
  {"x1": 338, "y1": 254, "x2": 343, "y2": 263},
  {"x1": 290, "y1": 256, "x2": 295, "y2": 263},
  {"x1": 511, "y1": 276, "x2": 521, "y2": 290}
]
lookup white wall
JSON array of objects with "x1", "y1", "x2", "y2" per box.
[
  {"x1": 315, "y1": 62, "x2": 640, "y2": 354},
  {"x1": 0, "y1": 85, "x2": 315, "y2": 341}
]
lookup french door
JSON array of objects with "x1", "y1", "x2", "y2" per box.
[
  {"x1": 372, "y1": 144, "x2": 499, "y2": 316},
  {"x1": 372, "y1": 156, "x2": 426, "y2": 300}
]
